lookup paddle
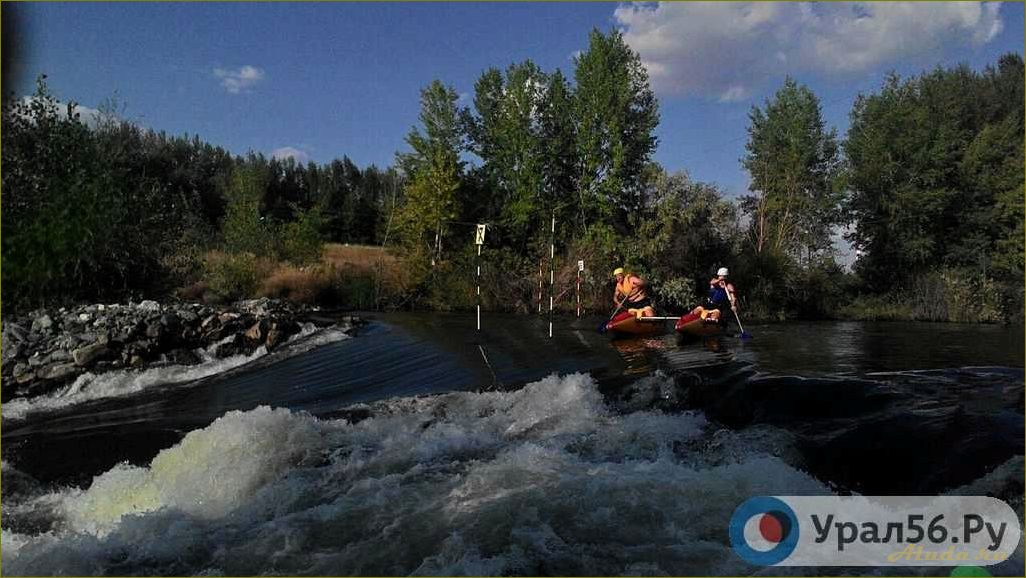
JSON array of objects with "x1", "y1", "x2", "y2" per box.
[
  {"x1": 598, "y1": 297, "x2": 627, "y2": 333},
  {"x1": 725, "y1": 286, "x2": 752, "y2": 339}
]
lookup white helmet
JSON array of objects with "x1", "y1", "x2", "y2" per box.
[{"x1": 717, "y1": 267, "x2": 729, "y2": 277}]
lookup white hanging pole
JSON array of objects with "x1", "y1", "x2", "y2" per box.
[
  {"x1": 577, "y1": 259, "x2": 584, "y2": 318},
  {"x1": 475, "y1": 224, "x2": 486, "y2": 332},
  {"x1": 549, "y1": 213, "x2": 555, "y2": 338}
]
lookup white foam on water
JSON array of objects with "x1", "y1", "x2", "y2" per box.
[
  {"x1": 1, "y1": 325, "x2": 349, "y2": 421},
  {"x1": 15, "y1": 370, "x2": 1018, "y2": 576},
  {"x1": 0, "y1": 373, "x2": 886, "y2": 576},
  {"x1": 61, "y1": 405, "x2": 326, "y2": 535}
]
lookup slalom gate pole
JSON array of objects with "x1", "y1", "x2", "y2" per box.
[{"x1": 549, "y1": 213, "x2": 555, "y2": 338}]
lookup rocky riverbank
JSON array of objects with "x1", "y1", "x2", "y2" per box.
[{"x1": 2, "y1": 298, "x2": 362, "y2": 403}]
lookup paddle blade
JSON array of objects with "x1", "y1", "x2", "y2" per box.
[
  {"x1": 597, "y1": 322, "x2": 608, "y2": 334},
  {"x1": 739, "y1": 330, "x2": 753, "y2": 340}
]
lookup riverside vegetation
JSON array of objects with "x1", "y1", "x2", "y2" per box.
[{"x1": 2, "y1": 31, "x2": 1023, "y2": 325}]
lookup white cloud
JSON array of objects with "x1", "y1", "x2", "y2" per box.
[
  {"x1": 18, "y1": 95, "x2": 104, "y2": 126},
  {"x1": 271, "y1": 147, "x2": 310, "y2": 163},
  {"x1": 718, "y1": 86, "x2": 749, "y2": 103},
  {"x1": 614, "y1": 1, "x2": 1006, "y2": 100},
  {"x1": 213, "y1": 65, "x2": 266, "y2": 94}
]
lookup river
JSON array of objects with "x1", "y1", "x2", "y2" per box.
[{"x1": 1, "y1": 314, "x2": 1023, "y2": 575}]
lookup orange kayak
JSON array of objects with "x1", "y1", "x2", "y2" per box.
[
  {"x1": 674, "y1": 311, "x2": 726, "y2": 339},
  {"x1": 605, "y1": 311, "x2": 667, "y2": 336}
]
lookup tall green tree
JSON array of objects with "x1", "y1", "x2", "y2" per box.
[
  {"x1": 636, "y1": 169, "x2": 738, "y2": 301},
  {"x1": 742, "y1": 77, "x2": 840, "y2": 263},
  {"x1": 465, "y1": 61, "x2": 549, "y2": 248},
  {"x1": 960, "y1": 54, "x2": 1024, "y2": 281},
  {"x1": 222, "y1": 162, "x2": 273, "y2": 255},
  {"x1": 573, "y1": 29, "x2": 660, "y2": 236},
  {"x1": 538, "y1": 69, "x2": 578, "y2": 243},
  {"x1": 844, "y1": 56, "x2": 1023, "y2": 292},
  {"x1": 395, "y1": 80, "x2": 464, "y2": 255},
  {"x1": 1, "y1": 77, "x2": 179, "y2": 308}
]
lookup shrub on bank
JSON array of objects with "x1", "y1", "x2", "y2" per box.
[
  {"x1": 839, "y1": 268, "x2": 1006, "y2": 323},
  {"x1": 202, "y1": 251, "x2": 276, "y2": 302},
  {"x1": 192, "y1": 245, "x2": 407, "y2": 310},
  {"x1": 837, "y1": 294, "x2": 910, "y2": 321}
]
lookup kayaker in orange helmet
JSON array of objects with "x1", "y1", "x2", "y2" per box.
[
  {"x1": 690, "y1": 267, "x2": 737, "y2": 323},
  {"x1": 612, "y1": 267, "x2": 656, "y2": 320}
]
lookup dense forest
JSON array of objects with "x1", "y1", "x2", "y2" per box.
[{"x1": 2, "y1": 30, "x2": 1023, "y2": 323}]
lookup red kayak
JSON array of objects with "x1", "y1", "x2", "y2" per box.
[
  {"x1": 605, "y1": 311, "x2": 667, "y2": 336},
  {"x1": 674, "y1": 311, "x2": 726, "y2": 339}
]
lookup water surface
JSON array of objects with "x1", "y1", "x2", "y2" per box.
[{"x1": 2, "y1": 315, "x2": 1022, "y2": 575}]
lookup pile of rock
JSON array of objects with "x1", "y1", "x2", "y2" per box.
[{"x1": 1, "y1": 298, "x2": 356, "y2": 402}]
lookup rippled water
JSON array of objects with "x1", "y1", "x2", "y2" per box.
[{"x1": 2, "y1": 314, "x2": 1023, "y2": 575}]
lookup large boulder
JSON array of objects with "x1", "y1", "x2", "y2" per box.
[
  {"x1": 244, "y1": 319, "x2": 270, "y2": 344},
  {"x1": 214, "y1": 333, "x2": 247, "y2": 358},
  {"x1": 37, "y1": 362, "x2": 81, "y2": 382},
  {"x1": 30, "y1": 314, "x2": 54, "y2": 333},
  {"x1": 73, "y1": 342, "x2": 112, "y2": 367}
]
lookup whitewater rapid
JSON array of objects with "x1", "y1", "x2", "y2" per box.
[{"x1": 2, "y1": 372, "x2": 835, "y2": 575}]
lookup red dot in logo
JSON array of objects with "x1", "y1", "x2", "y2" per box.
[{"x1": 759, "y1": 513, "x2": 784, "y2": 543}]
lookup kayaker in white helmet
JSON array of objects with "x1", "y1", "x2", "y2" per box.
[{"x1": 689, "y1": 266, "x2": 738, "y2": 323}]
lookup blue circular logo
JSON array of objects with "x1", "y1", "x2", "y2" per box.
[{"x1": 729, "y1": 496, "x2": 800, "y2": 565}]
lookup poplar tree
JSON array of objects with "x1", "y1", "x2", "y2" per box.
[
  {"x1": 573, "y1": 29, "x2": 659, "y2": 236},
  {"x1": 742, "y1": 77, "x2": 840, "y2": 262},
  {"x1": 395, "y1": 80, "x2": 464, "y2": 254}
]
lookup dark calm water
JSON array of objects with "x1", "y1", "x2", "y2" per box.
[{"x1": 2, "y1": 314, "x2": 1023, "y2": 576}]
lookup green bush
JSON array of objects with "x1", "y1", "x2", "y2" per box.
[
  {"x1": 202, "y1": 251, "x2": 266, "y2": 302},
  {"x1": 1, "y1": 77, "x2": 177, "y2": 309},
  {"x1": 654, "y1": 277, "x2": 699, "y2": 311},
  {"x1": 280, "y1": 206, "x2": 325, "y2": 265},
  {"x1": 837, "y1": 294, "x2": 909, "y2": 321},
  {"x1": 423, "y1": 259, "x2": 477, "y2": 312},
  {"x1": 839, "y1": 269, "x2": 1005, "y2": 322},
  {"x1": 332, "y1": 269, "x2": 379, "y2": 310},
  {"x1": 222, "y1": 166, "x2": 275, "y2": 256}
]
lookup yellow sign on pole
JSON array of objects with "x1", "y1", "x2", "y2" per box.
[{"x1": 475, "y1": 224, "x2": 486, "y2": 245}]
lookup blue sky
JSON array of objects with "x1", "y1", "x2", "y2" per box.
[{"x1": 8, "y1": 1, "x2": 1024, "y2": 200}]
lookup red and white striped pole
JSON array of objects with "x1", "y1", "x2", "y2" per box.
[
  {"x1": 576, "y1": 260, "x2": 582, "y2": 318},
  {"x1": 538, "y1": 264, "x2": 543, "y2": 314}
]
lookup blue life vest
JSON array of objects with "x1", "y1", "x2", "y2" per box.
[{"x1": 707, "y1": 285, "x2": 729, "y2": 305}]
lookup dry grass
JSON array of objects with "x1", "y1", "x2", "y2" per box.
[
  {"x1": 175, "y1": 280, "x2": 210, "y2": 301},
  {"x1": 322, "y1": 243, "x2": 397, "y2": 270},
  {"x1": 258, "y1": 264, "x2": 334, "y2": 304},
  {"x1": 190, "y1": 244, "x2": 415, "y2": 308},
  {"x1": 322, "y1": 243, "x2": 411, "y2": 293}
]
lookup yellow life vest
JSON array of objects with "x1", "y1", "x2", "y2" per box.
[{"x1": 617, "y1": 274, "x2": 647, "y2": 303}]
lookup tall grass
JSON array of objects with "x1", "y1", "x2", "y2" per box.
[{"x1": 839, "y1": 268, "x2": 1005, "y2": 323}]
